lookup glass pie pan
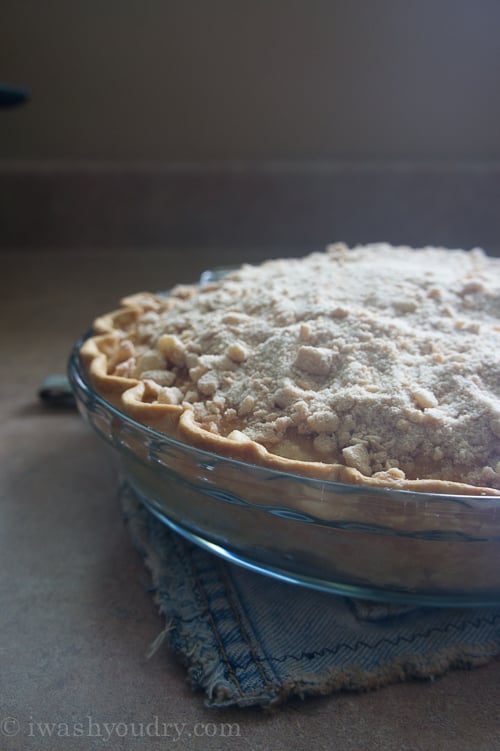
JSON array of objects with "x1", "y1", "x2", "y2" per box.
[{"x1": 68, "y1": 336, "x2": 500, "y2": 607}]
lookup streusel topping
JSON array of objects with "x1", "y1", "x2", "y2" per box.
[{"x1": 110, "y1": 243, "x2": 500, "y2": 489}]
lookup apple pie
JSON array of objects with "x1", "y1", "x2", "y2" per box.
[{"x1": 80, "y1": 243, "x2": 500, "y2": 496}]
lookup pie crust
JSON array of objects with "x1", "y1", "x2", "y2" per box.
[{"x1": 80, "y1": 243, "x2": 500, "y2": 497}]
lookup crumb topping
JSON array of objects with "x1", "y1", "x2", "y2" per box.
[{"x1": 106, "y1": 243, "x2": 500, "y2": 489}]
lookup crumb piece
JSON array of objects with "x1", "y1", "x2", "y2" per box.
[
  {"x1": 393, "y1": 300, "x2": 417, "y2": 313},
  {"x1": 157, "y1": 386, "x2": 184, "y2": 405},
  {"x1": 114, "y1": 358, "x2": 135, "y2": 377},
  {"x1": 342, "y1": 443, "x2": 372, "y2": 476},
  {"x1": 189, "y1": 365, "x2": 207, "y2": 383},
  {"x1": 460, "y1": 281, "x2": 484, "y2": 295},
  {"x1": 330, "y1": 306, "x2": 349, "y2": 318},
  {"x1": 141, "y1": 369, "x2": 176, "y2": 387},
  {"x1": 411, "y1": 387, "x2": 439, "y2": 409},
  {"x1": 313, "y1": 434, "x2": 338, "y2": 455},
  {"x1": 299, "y1": 323, "x2": 313, "y2": 341},
  {"x1": 294, "y1": 346, "x2": 332, "y2": 376},
  {"x1": 197, "y1": 371, "x2": 219, "y2": 396},
  {"x1": 306, "y1": 410, "x2": 340, "y2": 433},
  {"x1": 157, "y1": 334, "x2": 186, "y2": 366},
  {"x1": 226, "y1": 342, "x2": 248, "y2": 363},
  {"x1": 137, "y1": 350, "x2": 164, "y2": 372},
  {"x1": 227, "y1": 429, "x2": 252, "y2": 442}
]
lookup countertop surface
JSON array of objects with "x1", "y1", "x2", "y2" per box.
[{"x1": 2, "y1": 247, "x2": 499, "y2": 751}]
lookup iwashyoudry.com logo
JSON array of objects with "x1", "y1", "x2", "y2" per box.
[{"x1": 1, "y1": 715, "x2": 242, "y2": 742}]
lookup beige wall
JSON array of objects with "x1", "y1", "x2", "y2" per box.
[{"x1": 1, "y1": 0, "x2": 500, "y2": 161}]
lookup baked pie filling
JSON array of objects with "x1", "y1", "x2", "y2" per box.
[{"x1": 81, "y1": 243, "x2": 500, "y2": 496}]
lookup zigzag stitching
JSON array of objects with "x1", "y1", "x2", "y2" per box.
[{"x1": 167, "y1": 609, "x2": 500, "y2": 672}]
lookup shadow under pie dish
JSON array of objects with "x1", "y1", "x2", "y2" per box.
[{"x1": 69, "y1": 243, "x2": 500, "y2": 605}]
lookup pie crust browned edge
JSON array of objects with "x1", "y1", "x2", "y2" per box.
[{"x1": 79, "y1": 292, "x2": 500, "y2": 498}]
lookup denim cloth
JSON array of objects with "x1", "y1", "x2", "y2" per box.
[{"x1": 121, "y1": 484, "x2": 500, "y2": 708}]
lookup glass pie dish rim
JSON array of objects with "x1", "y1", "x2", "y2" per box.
[
  {"x1": 68, "y1": 330, "x2": 500, "y2": 607},
  {"x1": 69, "y1": 331, "x2": 500, "y2": 508}
]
